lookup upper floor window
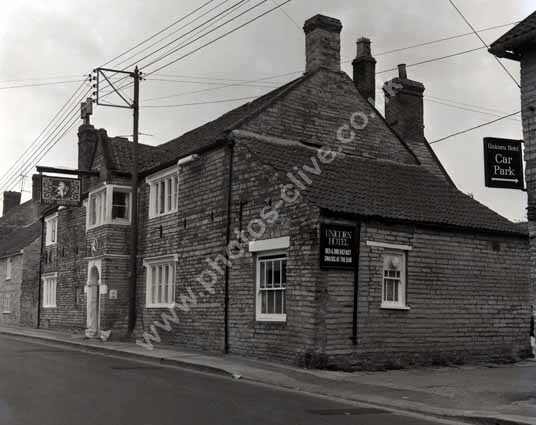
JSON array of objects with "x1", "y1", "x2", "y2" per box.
[
  {"x1": 87, "y1": 185, "x2": 131, "y2": 230},
  {"x1": 45, "y1": 213, "x2": 58, "y2": 246},
  {"x1": 146, "y1": 166, "x2": 178, "y2": 219},
  {"x1": 6, "y1": 258, "x2": 12, "y2": 280}
]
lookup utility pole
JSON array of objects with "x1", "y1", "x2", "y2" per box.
[
  {"x1": 129, "y1": 66, "x2": 140, "y2": 336},
  {"x1": 93, "y1": 66, "x2": 142, "y2": 337}
]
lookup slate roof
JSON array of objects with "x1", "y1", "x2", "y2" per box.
[
  {"x1": 151, "y1": 75, "x2": 309, "y2": 172},
  {"x1": 238, "y1": 133, "x2": 524, "y2": 236},
  {"x1": 0, "y1": 221, "x2": 41, "y2": 258},
  {"x1": 105, "y1": 137, "x2": 169, "y2": 174},
  {"x1": 489, "y1": 11, "x2": 536, "y2": 58}
]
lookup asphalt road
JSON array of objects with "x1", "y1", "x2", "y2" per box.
[{"x1": 0, "y1": 335, "x2": 457, "y2": 425}]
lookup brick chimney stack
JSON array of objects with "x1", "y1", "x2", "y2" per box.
[
  {"x1": 353, "y1": 37, "x2": 377, "y2": 102},
  {"x1": 78, "y1": 124, "x2": 98, "y2": 172},
  {"x1": 383, "y1": 64, "x2": 425, "y2": 139},
  {"x1": 303, "y1": 15, "x2": 343, "y2": 73},
  {"x1": 2, "y1": 191, "x2": 21, "y2": 216},
  {"x1": 383, "y1": 64, "x2": 450, "y2": 181}
]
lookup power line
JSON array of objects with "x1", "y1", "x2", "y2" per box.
[
  {"x1": 376, "y1": 46, "x2": 486, "y2": 74},
  {"x1": 271, "y1": 0, "x2": 301, "y2": 32},
  {"x1": 142, "y1": 0, "x2": 271, "y2": 72},
  {"x1": 447, "y1": 0, "x2": 520, "y2": 88},
  {"x1": 424, "y1": 97, "x2": 521, "y2": 121},
  {"x1": 144, "y1": 0, "x2": 292, "y2": 76},
  {"x1": 0, "y1": 79, "x2": 90, "y2": 187},
  {"x1": 0, "y1": 87, "x2": 91, "y2": 192},
  {"x1": 0, "y1": 74, "x2": 85, "y2": 84},
  {"x1": 429, "y1": 111, "x2": 521, "y2": 145},
  {"x1": 98, "y1": 0, "x2": 254, "y2": 98},
  {"x1": 372, "y1": 21, "x2": 520, "y2": 58},
  {"x1": 100, "y1": 0, "x2": 217, "y2": 67},
  {"x1": 0, "y1": 79, "x2": 86, "y2": 91},
  {"x1": 141, "y1": 95, "x2": 258, "y2": 108}
]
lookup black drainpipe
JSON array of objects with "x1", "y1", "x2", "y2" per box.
[
  {"x1": 36, "y1": 215, "x2": 45, "y2": 329},
  {"x1": 223, "y1": 141, "x2": 234, "y2": 353},
  {"x1": 352, "y1": 222, "x2": 361, "y2": 345}
]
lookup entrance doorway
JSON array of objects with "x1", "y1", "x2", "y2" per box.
[{"x1": 86, "y1": 261, "x2": 101, "y2": 338}]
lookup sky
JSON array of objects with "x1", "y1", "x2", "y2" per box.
[{"x1": 0, "y1": 0, "x2": 534, "y2": 220}]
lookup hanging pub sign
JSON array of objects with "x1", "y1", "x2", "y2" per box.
[
  {"x1": 41, "y1": 175, "x2": 81, "y2": 206},
  {"x1": 483, "y1": 137, "x2": 524, "y2": 190},
  {"x1": 320, "y1": 224, "x2": 356, "y2": 269}
]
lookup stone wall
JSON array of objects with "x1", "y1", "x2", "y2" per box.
[{"x1": 323, "y1": 220, "x2": 531, "y2": 370}]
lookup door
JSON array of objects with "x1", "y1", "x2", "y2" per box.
[{"x1": 86, "y1": 266, "x2": 100, "y2": 337}]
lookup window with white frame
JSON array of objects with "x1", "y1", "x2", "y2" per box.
[
  {"x1": 45, "y1": 213, "x2": 58, "y2": 246},
  {"x1": 381, "y1": 251, "x2": 406, "y2": 309},
  {"x1": 256, "y1": 253, "x2": 287, "y2": 322},
  {"x1": 143, "y1": 255, "x2": 177, "y2": 308},
  {"x1": 87, "y1": 185, "x2": 131, "y2": 229},
  {"x1": 146, "y1": 167, "x2": 179, "y2": 219},
  {"x1": 42, "y1": 273, "x2": 57, "y2": 308},
  {"x1": 2, "y1": 293, "x2": 11, "y2": 313},
  {"x1": 6, "y1": 258, "x2": 12, "y2": 280}
]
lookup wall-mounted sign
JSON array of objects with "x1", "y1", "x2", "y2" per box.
[
  {"x1": 320, "y1": 224, "x2": 356, "y2": 269},
  {"x1": 41, "y1": 176, "x2": 81, "y2": 205},
  {"x1": 109, "y1": 289, "x2": 118, "y2": 300},
  {"x1": 483, "y1": 138, "x2": 524, "y2": 190}
]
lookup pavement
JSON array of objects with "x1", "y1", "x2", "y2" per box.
[{"x1": 0, "y1": 325, "x2": 534, "y2": 425}]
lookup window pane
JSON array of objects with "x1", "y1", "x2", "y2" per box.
[
  {"x1": 112, "y1": 191, "x2": 129, "y2": 220},
  {"x1": 262, "y1": 291, "x2": 268, "y2": 314},
  {"x1": 166, "y1": 178, "x2": 172, "y2": 211},
  {"x1": 151, "y1": 266, "x2": 156, "y2": 304},
  {"x1": 266, "y1": 261, "x2": 273, "y2": 288},
  {"x1": 159, "y1": 182, "x2": 165, "y2": 214},
  {"x1": 267, "y1": 290, "x2": 275, "y2": 314},
  {"x1": 275, "y1": 290, "x2": 283, "y2": 314},
  {"x1": 259, "y1": 262, "x2": 265, "y2": 288},
  {"x1": 173, "y1": 175, "x2": 179, "y2": 208},
  {"x1": 281, "y1": 259, "x2": 287, "y2": 285},
  {"x1": 90, "y1": 196, "x2": 96, "y2": 225},
  {"x1": 164, "y1": 265, "x2": 169, "y2": 304},
  {"x1": 274, "y1": 260, "x2": 281, "y2": 287}
]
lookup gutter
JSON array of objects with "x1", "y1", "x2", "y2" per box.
[{"x1": 36, "y1": 216, "x2": 45, "y2": 329}]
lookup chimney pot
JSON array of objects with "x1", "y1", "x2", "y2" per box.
[
  {"x1": 398, "y1": 64, "x2": 408, "y2": 79},
  {"x1": 303, "y1": 15, "x2": 343, "y2": 73}
]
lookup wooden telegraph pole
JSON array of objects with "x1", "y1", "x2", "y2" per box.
[{"x1": 93, "y1": 66, "x2": 141, "y2": 337}]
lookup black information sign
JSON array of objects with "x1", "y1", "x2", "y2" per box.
[
  {"x1": 41, "y1": 176, "x2": 81, "y2": 206},
  {"x1": 483, "y1": 137, "x2": 524, "y2": 190},
  {"x1": 320, "y1": 224, "x2": 355, "y2": 269}
]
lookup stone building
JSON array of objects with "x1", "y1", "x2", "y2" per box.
[
  {"x1": 0, "y1": 193, "x2": 41, "y2": 327},
  {"x1": 35, "y1": 14, "x2": 531, "y2": 369},
  {"x1": 490, "y1": 9, "x2": 536, "y2": 349}
]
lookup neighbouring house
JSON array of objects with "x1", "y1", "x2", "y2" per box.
[
  {"x1": 35, "y1": 14, "x2": 531, "y2": 370},
  {"x1": 0, "y1": 192, "x2": 41, "y2": 327},
  {"x1": 489, "y1": 9, "x2": 536, "y2": 344}
]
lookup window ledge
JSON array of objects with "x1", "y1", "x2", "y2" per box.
[
  {"x1": 146, "y1": 303, "x2": 176, "y2": 309},
  {"x1": 381, "y1": 304, "x2": 411, "y2": 311},
  {"x1": 2, "y1": 311, "x2": 11, "y2": 314},
  {"x1": 42, "y1": 305, "x2": 57, "y2": 309},
  {"x1": 148, "y1": 211, "x2": 178, "y2": 220},
  {"x1": 256, "y1": 315, "x2": 287, "y2": 323}
]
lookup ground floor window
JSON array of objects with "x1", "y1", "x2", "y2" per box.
[
  {"x1": 143, "y1": 255, "x2": 178, "y2": 308},
  {"x1": 382, "y1": 251, "x2": 406, "y2": 309},
  {"x1": 42, "y1": 273, "x2": 57, "y2": 308},
  {"x1": 2, "y1": 293, "x2": 11, "y2": 313},
  {"x1": 256, "y1": 253, "x2": 287, "y2": 322}
]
